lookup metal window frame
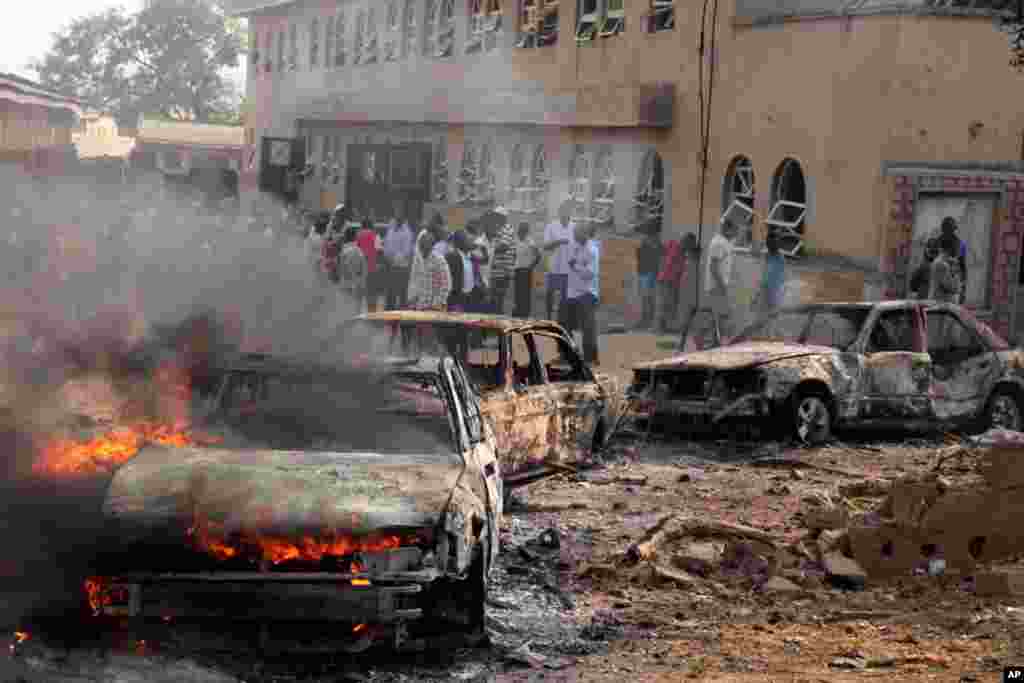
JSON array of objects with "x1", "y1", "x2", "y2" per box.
[
  {"x1": 632, "y1": 150, "x2": 664, "y2": 228},
  {"x1": 426, "y1": 0, "x2": 456, "y2": 58},
  {"x1": 765, "y1": 200, "x2": 806, "y2": 257},
  {"x1": 651, "y1": 0, "x2": 674, "y2": 31},
  {"x1": 403, "y1": 0, "x2": 417, "y2": 58},
  {"x1": 309, "y1": 17, "x2": 320, "y2": 67},
  {"x1": 334, "y1": 11, "x2": 347, "y2": 67},
  {"x1": 589, "y1": 147, "x2": 615, "y2": 226},
  {"x1": 384, "y1": 0, "x2": 401, "y2": 61}
]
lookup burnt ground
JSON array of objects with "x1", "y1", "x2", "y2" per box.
[{"x1": 3, "y1": 430, "x2": 1024, "y2": 682}]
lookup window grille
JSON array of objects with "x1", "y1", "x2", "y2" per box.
[
  {"x1": 589, "y1": 146, "x2": 615, "y2": 228},
  {"x1": 309, "y1": 18, "x2": 319, "y2": 67},
  {"x1": 403, "y1": 0, "x2": 417, "y2": 58},
  {"x1": 517, "y1": 0, "x2": 559, "y2": 47},
  {"x1": 632, "y1": 150, "x2": 664, "y2": 230},
  {"x1": 426, "y1": 0, "x2": 455, "y2": 58},
  {"x1": 384, "y1": 1, "x2": 400, "y2": 61},
  {"x1": 568, "y1": 145, "x2": 590, "y2": 223},
  {"x1": 432, "y1": 140, "x2": 448, "y2": 202},
  {"x1": 334, "y1": 11, "x2": 347, "y2": 67}
]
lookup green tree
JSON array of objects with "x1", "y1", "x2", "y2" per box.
[{"x1": 30, "y1": 0, "x2": 244, "y2": 124}]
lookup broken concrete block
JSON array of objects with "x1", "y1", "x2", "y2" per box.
[
  {"x1": 847, "y1": 522, "x2": 925, "y2": 579},
  {"x1": 974, "y1": 569, "x2": 1024, "y2": 597},
  {"x1": 672, "y1": 540, "x2": 725, "y2": 577},
  {"x1": 838, "y1": 479, "x2": 892, "y2": 499},
  {"x1": 823, "y1": 552, "x2": 867, "y2": 590},
  {"x1": 802, "y1": 504, "x2": 849, "y2": 531},
  {"x1": 816, "y1": 529, "x2": 850, "y2": 558},
  {"x1": 762, "y1": 576, "x2": 802, "y2": 594}
]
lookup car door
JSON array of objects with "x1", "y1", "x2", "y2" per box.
[
  {"x1": 531, "y1": 331, "x2": 605, "y2": 462},
  {"x1": 925, "y1": 307, "x2": 997, "y2": 422},
  {"x1": 446, "y1": 358, "x2": 501, "y2": 570},
  {"x1": 859, "y1": 306, "x2": 933, "y2": 421},
  {"x1": 479, "y1": 331, "x2": 558, "y2": 487}
]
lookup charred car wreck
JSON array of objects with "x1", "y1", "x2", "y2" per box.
[
  {"x1": 631, "y1": 301, "x2": 1024, "y2": 443},
  {"x1": 338, "y1": 312, "x2": 624, "y2": 487},
  {"x1": 87, "y1": 354, "x2": 501, "y2": 651}
]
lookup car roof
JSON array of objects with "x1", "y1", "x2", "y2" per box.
[{"x1": 354, "y1": 310, "x2": 568, "y2": 336}]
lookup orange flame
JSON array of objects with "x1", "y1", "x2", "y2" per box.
[
  {"x1": 14, "y1": 632, "x2": 29, "y2": 644},
  {"x1": 188, "y1": 516, "x2": 418, "y2": 566},
  {"x1": 352, "y1": 623, "x2": 367, "y2": 634},
  {"x1": 34, "y1": 423, "x2": 222, "y2": 477},
  {"x1": 83, "y1": 577, "x2": 106, "y2": 615}
]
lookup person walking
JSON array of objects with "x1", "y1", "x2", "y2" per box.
[
  {"x1": 307, "y1": 211, "x2": 330, "y2": 280},
  {"x1": 562, "y1": 221, "x2": 600, "y2": 365},
  {"x1": 656, "y1": 235, "x2": 684, "y2": 334},
  {"x1": 542, "y1": 200, "x2": 574, "y2": 322},
  {"x1": 754, "y1": 230, "x2": 786, "y2": 315},
  {"x1": 706, "y1": 218, "x2": 738, "y2": 340},
  {"x1": 383, "y1": 213, "x2": 414, "y2": 309},
  {"x1": 489, "y1": 207, "x2": 516, "y2": 314},
  {"x1": 513, "y1": 221, "x2": 541, "y2": 318},
  {"x1": 929, "y1": 234, "x2": 962, "y2": 304},
  {"x1": 339, "y1": 225, "x2": 368, "y2": 313},
  {"x1": 636, "y1": 228, "x2": 662, "y2": 330}
]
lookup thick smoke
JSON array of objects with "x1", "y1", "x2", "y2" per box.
[{"x1": 0, "y1": 169, "x2": 364, "y2": 633}]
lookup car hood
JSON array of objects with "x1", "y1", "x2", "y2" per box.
[
  {"x1": 103, "y1": 445, "x2": 464, "y2": 537},
  {"x1": 634, "y1": 342, "x2": 835, "y2": 372}
]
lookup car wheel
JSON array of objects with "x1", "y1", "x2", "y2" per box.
[
  {"x1": 985, "y1": 387, "x2": 1023, "y2": 432},
  {"x1": 792, "y1": 390, "x2": 832, "y2": 445}
]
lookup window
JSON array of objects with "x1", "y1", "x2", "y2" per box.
[
  {"x1": 805, "y1": 312, "x2": 861, "y2": 350},
  {"x1": 465, "y1": 329, "x2": 504, "y2": 389},
  {"x1": 362, "y1": 6, "x2": 380, "y2": 64},
  {"x1": 589, "y1": 146, "x2": 615, "y2": 229},
  {"x1": 507, "y1": 144, "x2": 527, "y2": 211},
  {"x1": 432, "y1": 138, "x2": 448, "y2": 202},
  {"x1": 466, "y1": 0, "x2": 503, "y2": 54},
  {"x1": 633, "y1": 149, "x2": 664, "y2": 230},
  {"x1": 251, "y1": 29, "x2": 261, "y2": 67},
  {"x1": 264, "y1": 31, "x2": 274, "y2": 72},
  {"x1": 650, "y1": 0, "x2": 674, "y2": 32},
  {"x1": 324, "y1": 16, "x2": 335, "y2": 68},
  {"x1": 334, "y1": 11, "x2": 347, "y2": 66},
  {"x1": 403, "y1": 0, "x2": 418, "y2": 58},
  {"x1": 568, "y1": 145, "x2": 590, "y2": 224},
  {"x1": 277, "y1": 29, "x2": 285, "y2": 71},
  {"x1": 354, "y1": 10, "x2": 366, "y2": 63},
  {"x1": 533, "y1": 334, "x2": 587, "y2": 383},
  {"x1": 511, "y1": 333, "x2": 543, "y2": 386},
  {"x1": 288, "y1": 23, "x2": 298, "y2": 70},
  {"x1": 767, "y1": 158, "x2": 807, "y2": 257},
  {"x1": 868, "y1": 310, "x2": 917, "y2": 353},
  {"x1": 384, "y1": 1, "x2": 400, "y2": 61},
  {"x1": 927, "y1": 311, "x2": 985, "y2": 366},
  {"x1": 425, "y1": 0, "x2": 455, "y2": 57},
  {"x1": 526, "y1": 145, "x2": 550, "y2": 214},
  {"x1": 516, "y1": 0, "x2": 559, "y2": 47},
  {"x1": 722, "y1": 155, "x2": 755, "y2": 250},
  {"x1": 456, "y1": 141, "x2": 496, "y2": 206},
  {"x1": 309, "y1": 18, "x2": 320, "y2": 67},
  {"x1": 576, "y1": 0, "x2": 624, "y2": 45}
]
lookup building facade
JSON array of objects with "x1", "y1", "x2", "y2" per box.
[
  {"x1": 0, "y1": 72, "x2": 82, "y2": 175},
  {"x1": 227, "y1": 0, "x2": 1024, "y2": 336}
]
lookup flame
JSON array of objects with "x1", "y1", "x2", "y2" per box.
[
  {"x1": 34, "y1": 422, "x2": 222, "y2": 477},
  {"x1": 351, "y1": 579, "x2": 371, "y2": 587},
  {"x1": 352, "y1": 623, "x2": 367, "y2": 634},
  {"x1": 14, "y1": 632, "x2": 28, "y2": 644},
  {"x1": 84, "y1": 577, "x2": 106, "y2": 615},
  {"x1": 188, "y1": 517, "x2": 417, "y2": 566}
]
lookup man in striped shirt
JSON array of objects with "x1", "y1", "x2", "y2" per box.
[{"x1": 488, "y1": 207, "x2": 516, "y2": 314}]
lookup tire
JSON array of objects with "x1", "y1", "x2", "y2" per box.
[
  {"x1": 984, "y1": 387, "x2": 1023, "y2": 432},
  {"x1": 792, "y1": 389, "x2": 832, "y2": 445}
]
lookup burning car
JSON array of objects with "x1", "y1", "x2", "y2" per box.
[
  {"x1": 337, "y1": 312, "x2": 624, "y2": 488},
  {"x1": 630, "y1": 301, "x2": 1024, "y2": 443},
  {"x1": 86, "y1": 353, "x2": 501, "y2": 651}
]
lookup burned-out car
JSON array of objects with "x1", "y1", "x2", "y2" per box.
[
  {"x1": 630, "y1": 301, "x2": 1024, "y2": 443},
  {"x1": 338, "y1": 312, "x2": 624, "y2": 487},
  {"x1": 88, "y1": 353, "x2": 501, "y2": 651}
]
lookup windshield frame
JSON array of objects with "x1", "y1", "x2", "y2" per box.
[{"x1": 730, "y1": 305, "x2": 873, "y2": 351}]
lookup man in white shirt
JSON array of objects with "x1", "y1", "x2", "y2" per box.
[
  {"x1": 542, "y1": 200, "x2": 574, "y2": 321},
  {"x1": 562, "y1": 221, "x2": 601, "y2": 365},
  {"x1": 705, "y1": 218, "x2": 738, "y2": 339}
]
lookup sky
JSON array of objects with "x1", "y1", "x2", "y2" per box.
[{"x1": 0, "y1": 0, "x2": 244, "y2": 87}]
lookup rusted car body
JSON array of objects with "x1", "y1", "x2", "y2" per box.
[
  {"x1": 338, "y1": 312, "x2": 624, "y2": 487},
  {"x1": 88, "y1": 354, "x2": 501, "y2": 651},
  {"x1": 631, "y1": 301, "x2": 1024, "y2": 442}
]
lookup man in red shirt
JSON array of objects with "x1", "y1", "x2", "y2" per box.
[
  {"x1": 656, "y1": 237, "x2": 684, "y2": 334},
  {"x1": 356, "y1": 218, "x2": 382, "y2": 312}
]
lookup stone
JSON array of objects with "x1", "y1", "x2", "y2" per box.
[
  {"x1": 816, "y1": 529, "x2": 849, "y2": 558},
  {"x1": 974, "y1": 569, "x2": 1024, "y2": 597},
  {"x1": 823, "y1": 551, "x2": 867, "y2": 591},
  {"x1": 763, "y1": 576, "x2": 802, "y2": 594},
  {"x1": 802, "y1": 504, "x2": 849, "y2": 531},
  {"x1": 838, "y1": 479, "x2": 892, "y2": 498},
  {"x1": 672, "y1": 540, "x2": 725, "y2": 577}
]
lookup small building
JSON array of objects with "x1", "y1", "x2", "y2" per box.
[
  {"x1": 0, "y1": 72, "x2": 82, "y2": 175},
  {"x1": 72, "y1": 112, "x2": 138, "y2": 187}
]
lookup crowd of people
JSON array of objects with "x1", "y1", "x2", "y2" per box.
[{"x1": 305, "y1": 198, "x2": 602, "y2": 364}]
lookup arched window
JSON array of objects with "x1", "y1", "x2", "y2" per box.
[
  {"x1": 277, "y1": 29, "x2": 285, "y2": 71},
  {"x1": 354, "y1": 10, "x2": 366, "y2": 64},
  {"x1": 568, "y1": 145, "x2": 590, "y2": 223},
  {"x1": 767, "y1": 158, "x2": 807, "y2": 256},
  {"x1": 403, "y1": 0, "x2": 418, "y2": 58},
  {"x1": 432, "y1": 139, "x2": 448, "y2": 202},
  {"x1": 288, "y1": 23, "x2": 298, "y2": 70},
  {"x1": 334, "y1": 11, "x2": 347, "y2": 67},
  {"x1": 426, "y1": 0, "x2": 455, "y2": 58},
  {"x1": 634, "y1": 150, "x2": 664, "y2": 231},
  {"x1": 467, "y1": 0, "x2": 503, "y2": 54},
  {"x1": 363, "y1": 7, "x2": 379, "y2": 64},
  {"x1": 590, "y1": 146, "x2": 615, "y2": 228},
  {"x1": 516, "y1": 0, "x2": 559, "y2": 48},
  {"x1": 526, "y1": 145, "x2": 550, "y2": 214},
  {"x1": 721, "y1": 155, "x2": 755, "y2": 249},
  {"x1": 309, "y1": 18, "x2": 320, "y2": 68},
  {"x1": 384, "y1": 1, "x2": 400, "y2": 61}
]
